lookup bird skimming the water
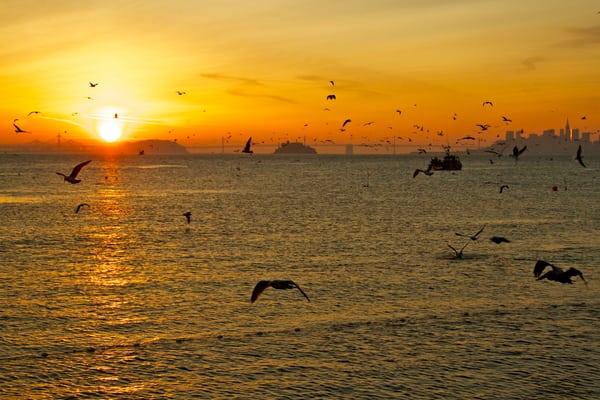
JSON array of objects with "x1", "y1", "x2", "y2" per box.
[
  {"x1": 251, "y1": 280, "x2": 310, "y2": 303},
  {"x1": 533, "y1": 260, "x2": 586, "y2": 284},
  {"x1": 56, "y1": 160, "x2": 92, "y2": 184},
  {"x1": 183, "y1": 211, "x2": 191, "y2": 224},
  {"x1": 75, "y1": 203, "x2": 90, "y2": 214},
  {"x1": 575, "y1": 145, "x2": 586, "y2": 168},
  {"x1": 499, "y1": 185, "x2": 509, "y2": 193},
  {"x1": 448, "y1": 242, "x2": 470, "y2": 259},
  {"x1": 512, "y1": 145, "x2": 527, "y2": 161}
]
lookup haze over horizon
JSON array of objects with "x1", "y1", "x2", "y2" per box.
[{"x1": 2, "y1": 0, "x2": 599, "y2": 149}]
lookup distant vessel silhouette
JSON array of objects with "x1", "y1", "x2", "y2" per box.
[
  {"x1": 428, "y1": 146, "x2": 462, "y2": 170},
  {"x1": 274, "y1": 141, "x2": 317, "y2": 154}
]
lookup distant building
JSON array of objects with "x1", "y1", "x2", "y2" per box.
[
  {"x1": 543, "y1": 129, "x2": 555, "y2": 138},
  {"x1": 345, "y1": 144, "x2": 354, "y2": 155},
  {"x1": 559, "y1": 128, "x2": 565, "y2": 141},
  {"x1": 505, "y1": 131, "x2": 514, "y2": 141},
  {"x1": 565, "y1": 119, "x2": 571, "y2": 142},
  {"x1": 582, "y1": 132, "x2": 591, "y2": 143},
  {"x1": 572, "y1": 128, "x2": 580, "y2": 142}
]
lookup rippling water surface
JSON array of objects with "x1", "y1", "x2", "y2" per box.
[{"x1": 0, "y1": 153, "x2": 598, "y2": 399}]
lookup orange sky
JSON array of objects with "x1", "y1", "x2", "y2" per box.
[{"x1": 1, "y1": 0, "x2": 599, "y2": 151}]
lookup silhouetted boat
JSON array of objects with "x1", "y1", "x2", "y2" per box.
[
  {"x1": 274, "y1": 141, "x2": 317, "y2": 154},
  {"x1": 428, "y1": 147, "x2": 462, "y2": 171}
]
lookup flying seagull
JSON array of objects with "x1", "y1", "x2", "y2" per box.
[
  {"x1": 89, "y1": 82, "x2": 98, "y2": 87},
  {"x1": 533, "y1": 260, "x2": 586, "y2": 284},
  {"x1": 396, "y1": 109, "x2": 401, "y2": 115},
  {"x1": 327, "y1": 94, "x2": 336, "y2": 100},
  {"x1": 448, "y1": 242, "x2": 470, "y2": 259},
  {"x1": 417, "y1": 148, "x2": 427, "y2": 154},
  {"x1": 490, "y1": 236, "x2": 510, "y2": 244},
  {"x1": 363, "y1": 121, "x2": 375, "y2": 126},
  {"x1": 242, "y1": 137, "x2": 253, "y2": 154},
  {"x1": 502, "y1": 116, "x2": 512, "y2": 123},
  {"x1": 499, "y1": 184, "x2": 509, "y2": 193},
  {"x1": 75, "y1": 203, "x2": 90, "y2": 214},
  {"x1": 476, "y1": 124, "x2": 491, "y2": 131},
  {"x1": 455, "y1": 225, "x2": 486, "y2": 241},
  {"x1": 483, "y1": 101, "x2": 493, "y2": 107},
  {"x1": 13, "y1": 121, "x2": 28, "y2": 133},
  {"x1": 575, "y1": 145, "x2": 586, "y2": 168},
  {"x1": 329, "y1": 80, "x2": 335, "y2": 87},
  {"x1": 250, "y1": 280, "x2": 310, "y2": 303},
  {"x1": 27, "y1": 111, "x2": 41, "y2": 116},
  {"x1": 56, "y1": 160, "x2": 92, "y2": 184},
  {"x1": 342, "y1": 119, "x2": 351, "y2": 128},
  {"x1": 512, "y1": 145, "x2": 527, "y2": 161},
  {"x1": 183, "y1": 211, "x2": 192, "y2": 224},
  {"x1": 176, "y1": 91, "x2": 186, "y2": 95}
]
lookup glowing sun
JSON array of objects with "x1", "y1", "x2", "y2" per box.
[{"x1": 98, "y1": 119, "x2": 123, "y2": 142}]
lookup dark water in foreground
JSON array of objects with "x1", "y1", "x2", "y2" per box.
[{"x1": 0, "y1": 153, "x2": 599, "y2": 399}]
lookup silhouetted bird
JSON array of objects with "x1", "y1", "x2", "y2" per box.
[
  {"x1": 363, "y1": 121, "x2": 374, "y2": 126},
  {"x1": 417, "y1": 148, "x2": 427, "y2": 154},
  {"x1": 581, "y1": 116, "x2": 586, "y2": 120},
  {"x1": 499, "y1": 184, "x2": 509, "y2": 193},
  {"x1": 242, "y1": 137, "x2": 253, "y2": 154},
  {"x1": 89, "y1": 82, "x2": 98, "y2": 87},
  {"x1": 139, "y1": 150, "x2": 145, "y2": 156},
  {"x1": 114, "y1": 113, "x2": 118, "y2": 119},
  {"x1": 448, "y1": 242, "x2": 470, "y2": 259},
  {"x1": 483, "y1": 101, "x2": 493, "y2": 107},
  {"x1": 326, "y1": 94, "x2": 336, "y2": 100},
  {"x1": 575, "y1": 145, "x2": 586, "y2": 168},
  {"x1": 13, "y1": 121, "x2": 28, "y2": 133},
  {"x1": 396, "y1": 109, "x2": 401, "y2": 115},
  {"x1": 502, "y1": 116, "x2": 512, "y2": 123},
  {"x1": 455, "y1": 225, "x2": 486, "y2": 241},
  {"x1": 75, "y1": 203, "x2": 90, "y2": 213},
  {"x1": 176, "y1": 91, "x2": 186, "y2": 95},
  {"x1": 460, "y1": 136, "x2": 476, "y2": 140},
  {"x1": 512, "y1": 145, "x2": 527, "y2": 160},
  {"x1": 56, "y1": 160, "x2": 92, "y2": 184},
  {"x1": 329, "y1": 80, "x2": 335, "y2": 87},
  {"x1": 490, "y1": 236, "x2": 510, "y2": 244},
  {"x1": 342, "y1": 119, "x2": 351, "y2": 127},
  {"x1": 27, "y1": 111, "x2": 41, "y2": 116},
  {"x1": 476, "y1": 124, "x2": 491, "y2": 131},
  {"x1": 183, "y1": 211, "x2": 191, "y2": 224},
  {"x1": 533, "y1": 260, "x2": 586, "y2": 284},
  {"x1": 250, "y1": 280, "x2": 310, "y2": 303}
]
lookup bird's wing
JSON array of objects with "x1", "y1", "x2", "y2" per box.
[
  {"x1": 250, "y1": 280, "x2": 271, "y2": 303},
  {"x1": 455, "y1": 232, "x2": 467, "y2": 237},
  {"x1": 56, "y1": 172, "x2": 66, "y2": 178},
  {"x1": 413, "y1": 169, "x2": 421, "y2": 178},
  {"x1": 291, "y1": 281, "x2": 310, "y2": 302},
  {"x1": 447, "y1": 244, "x2": 458, "y2": 254},
  {"x1": 243, "y1": 137, "x2": 252, "y2": 152},
  {"x1": 459, "y1": 241, "x2": 470, "y2": 253},
  {"x1": 473, "y1": 225, "x2": 486, "y2": 238},
  {"x1": 518, "y1": 146, "x2": 527, "y2": 156},
  {"x1": 69, "y1": 160, "x2": 92, "y2": 179},
  {"x1": 533, "y1": 260, "x2": 560, "y2": 278}
]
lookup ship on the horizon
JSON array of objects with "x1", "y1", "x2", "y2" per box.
[
  {"x1": 428, "y1": 146, "x2": 462, "y2": 171},
  {"x1": 274, "y1": 141, "x2": 317, "y2": 154}
]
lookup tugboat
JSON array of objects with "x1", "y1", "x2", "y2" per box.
[{"x1": 428, "y1": 146, "x2": 462, "y2": 171}]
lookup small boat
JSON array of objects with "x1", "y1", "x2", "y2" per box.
[{"x1": 428, "y1": 147, "x2": 462, "y2": 171}]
